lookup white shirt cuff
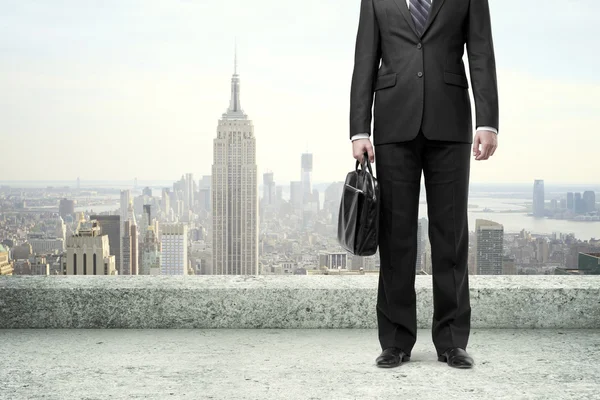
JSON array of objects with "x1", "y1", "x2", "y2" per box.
[
  {"x1": 476, "y1": 126, "x2": 498, "y2": 134},
  {"x1": 351, "y1": 133, "x2": 370, "y2": 141}
]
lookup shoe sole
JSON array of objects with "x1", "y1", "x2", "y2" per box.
[{"x1": 376, "y1": 355, "x2": 410, "y2": 368}]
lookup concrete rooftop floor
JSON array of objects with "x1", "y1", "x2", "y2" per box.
[{"x1": 1, "y1": 328, "x2": 599, "y2": 400}]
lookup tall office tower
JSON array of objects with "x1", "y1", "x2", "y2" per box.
[
  {"x1": 119, "y1": 189, "x2": 132, "y2": 273},
  {"x1": 290, "y1": 181, "x2": 303, "y2": 209},
  {"x1": 419, "y1": 217, "x2": 429, "y2": 243},
  {"x1": 120, "y1": 190, "x2": 131, "y2": 222},
  {"x1": 184, "y1": 173, "x2": 194, "y2": 212},
  {"x1": 133, "y1": 194, "x2": 146, "y2": 218},
  {"x1": 140, "y1": 205, "x2": 161, "y2": 275},
  {"x1": 169, "y1": 189, "x2": 184, "y2": 218},
  {"x1": 212, "y1": 47, "x2": 259, "y2": 275},
  {"x1": 129, "y1": 203, "x2": 138, "y2": 274},
  {"x1": 142, "y1": 204, "x2": 152, "y2": 228},
  {"x1": 200, "y1": 175, "x2": 211, "y2": 188},
  {"x1": 53, "y1": 214, "x2": 67, "y2": 242},
  {"x1": 415, "y1": 220, "x2": 423, "y2": 272},
  {"x1": 162, "y1": 188, "x2": 171, "y2": 215},
  {"x1": 532, "y1": 180, "x2": 545, "y2": 217},
  {"x1": 122, "y1": 220, "x2": 132, "y2": 275},
  {"x1": 262, "y1": 172, "x2": 275, "y2": 207},
  {"x1": 566, "y1": 192, "x2": 574, "y2": 211},
  {"x1": 199, "y1": 175, "x2": 211, "y2": 212},
  {"x1": 120, "y1": 202, "x2": 139, "y2": 275},
  {"x1": 58, "y1": 198, "x2": 75, "y2": 221},
  {"x1": 574, "y1": 192, "x2": 583, "y2": 213},
  {"x1": 474, "y1": 219, "x2": 504, "y2": 275},
  {"x1": 142, "y1": 187, "x2": 152, "y2": 197},
  {"x1": 301, "y1": 153, "x2": 313, "y2": 200},
  {"x1": 91, "y1": 215, "x2": 121, "y2": 272},
  {"x1": 174, "y1": 176, "x2": 185, "y2": 194},
  {"x1": 582, "y1": 191, "x2": 596, "y2": 212},
  {"x1": 160, "y1": 223, "x2": 188, "y2": 275},
  {"x1": 65, "y1": 220, "x2": 116, "y2": 275},
  {"x1": 310, "y1": 188, "x2": 320, "y2": 212},
  {"x1": 140, "y1": 225, "x2": 161, "y2": 275},
  {"x1": 534, "y1": 237, "x2": 550, "y2": 263},
  {"x1": 417, "y1": 217, "x2": 433, "y2": 275},
  {"x1": 183, "y1": 174, "x2": 190, "y2": 212}
]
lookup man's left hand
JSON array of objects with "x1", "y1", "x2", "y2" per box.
[{"x1": 472, "y1": 130, "x2": 498, "y2": 160}]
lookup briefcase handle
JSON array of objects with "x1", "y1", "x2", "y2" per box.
[{"x1": 355, "y1": 151, "x2": 374, "y2": 176}]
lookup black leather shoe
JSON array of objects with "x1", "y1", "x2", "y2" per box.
[
  {"x1": 438, "y1": 347, "x2": 474, "y2": 368},
  {"x1": 376, "y1": 347, "x2": 410, "y2": 368}
]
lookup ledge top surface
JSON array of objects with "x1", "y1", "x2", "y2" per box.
[{"x1": 0, "y1": 275, "x2": 598, "y2": 290}]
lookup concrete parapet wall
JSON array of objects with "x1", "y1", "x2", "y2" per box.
[{"x1": 1, "y1": 275, "x2": 598, "y2": 329}]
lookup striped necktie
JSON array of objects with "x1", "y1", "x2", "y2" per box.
[{"x1": 409, "y1": 0, "x2": 431, "y2": 36}]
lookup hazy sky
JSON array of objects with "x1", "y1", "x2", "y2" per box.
[{"x1": 1, "y1": 0, "x2": 599, "y2": 184}]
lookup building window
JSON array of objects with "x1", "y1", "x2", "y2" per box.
[
  {"x1": 73, "y1": 253, "x2": 77, "y2": 275},
  {"x1": 83, "y1": 254, "x2": 87, "y2": 275},
  {"x1": 93, "y1": 254, "x2": 97, "y2": 275}
]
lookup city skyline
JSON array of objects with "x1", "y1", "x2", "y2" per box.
[{"x1": 1, "y1": 0, "x2": 599, "y2": 184}]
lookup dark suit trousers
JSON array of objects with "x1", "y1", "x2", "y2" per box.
[{"x1": 375, "y1": 129, "x2": 471, "y2": 357}]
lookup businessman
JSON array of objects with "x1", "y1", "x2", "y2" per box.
[{"x1": 349, "y1": 0, "x2": 499, "y2": 368}]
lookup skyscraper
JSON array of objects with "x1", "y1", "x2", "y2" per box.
[
  {"x1": 474, "y1": 219, "x2": 504, "y2": 275},
  {"x1": 212, "y1": 46, "x2": 259, "y2": 275},
  {"x1": 301, "y1": 153, "x2": 313, "y2": 200},
  {"x1": 160, "y1": 223, "x2": 188, "y2": 275},
  {"x1": 65, "y1": 220, "x2": 116, "y2": 275},
  {"x1": 582, "y1": 191, "x2": 596, "y2": 213},
  {"x1": 199, "y1": 175, "x2": 211, "y2": 212},
  {"x1": 161, "y1": 188, "x2": 171, "y2": 217},
  {"x1": 121, "y1": 203, "x2": 138, "y2": 275},
  {"x1": 122, "y1": 220, "x2": 133, "y2": 275},
  {"x1": 574, "y1": 192, "x2": 583, "y2": 214},
  {"x1": 91, "y1": 215, "x2": 121, "y2": 272},
  {"x1": 263, "y1": 171, "x2": 275, "y2": 208},
  {"x1": 566, "y1": 192, "x2": 574, "y2": 211},
  {"x1": 415, "y1": 220, "x2": 423, "y2": 272},
  {"x1": 532, "y1": 180, "x2": 545, "y2": 217},
  {"x1": 119, "y1": 189, "x2": 131, "y2": 273},
  {"x1": 58, "y1": 198, "x2": 75, "y2": 221},
  {"x1": 120, "y1": 190, "x2": 131, "y2": 222},
  {"x1": 184, "y1": 173, "x2": 194, "y2": 213},
  {"x1": 140, "y1": 205, "x2": 161, "y2": 275}
]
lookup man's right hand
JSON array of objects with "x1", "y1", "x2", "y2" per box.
[{"x1": 352, "y1": 138, "x2": 375, "y2": 164}]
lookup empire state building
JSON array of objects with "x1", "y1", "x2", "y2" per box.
[{"x1": 212, "y1": 49, "x2": 259, "y2": 275}]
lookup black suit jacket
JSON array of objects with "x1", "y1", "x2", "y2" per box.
[{"x1": 349, "y1": 0, "x2": 499, "y2": 144}]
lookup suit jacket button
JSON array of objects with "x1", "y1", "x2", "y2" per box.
[
  {"x1": 417, "y1": 43, "x2": 422, "y2": 49},
  {"x1": 417, "y1": 71, "x2": 423, "y2": 77}
]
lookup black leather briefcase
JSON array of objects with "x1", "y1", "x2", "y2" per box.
[{"x1": 337, "y1": 151, "x2": 380, "y2": 256}]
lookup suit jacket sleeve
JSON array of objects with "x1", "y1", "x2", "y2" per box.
[
  {"x1": 349, "y1": 0, "x2": 382, "y2": 140},
  {"x1": 466, "y1": 0, "x2": 499, "y2": 133}
]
